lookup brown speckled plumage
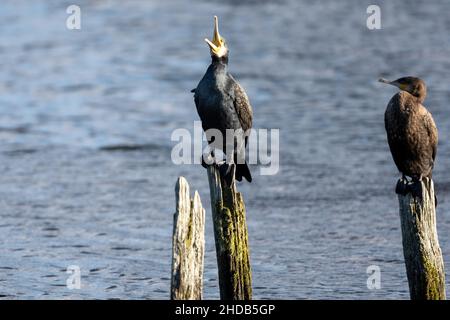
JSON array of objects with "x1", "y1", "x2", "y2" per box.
[
  {"x1": 229, "y1": 74, "x2": 253, "y2": 134},
  {"x1": 384, "y1": 78, "x2": 438, "y2": 180}
]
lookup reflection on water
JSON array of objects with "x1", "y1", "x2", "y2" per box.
[{"x1": 1, "y1": 0, "x2": 450, "y2": 299}]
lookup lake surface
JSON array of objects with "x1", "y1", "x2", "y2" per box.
[{"x1": 1, "y1": 0, "x2": 450, "y2": 299}]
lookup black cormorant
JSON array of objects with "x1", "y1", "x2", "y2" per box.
[
  {"x1": 192, "y1": 16, "x2": 253, "y2": 182},
  {"x1": 379, "y1": 76, "x2": 438, "y2": 199}
]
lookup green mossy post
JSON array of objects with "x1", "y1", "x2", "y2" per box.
[
  {"x1": 171, "y1": 177, "x2": 205, "y2": 300},
  {"x1": 397, "y1": 178, "x2": 446, "y2": 300},
  {"x1": 207, "y1": 164, "x2": 252, "y2": 300}
]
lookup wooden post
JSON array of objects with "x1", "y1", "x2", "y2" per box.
[
  {"x1": 207, "y1": 164, "x2": 252, "y2": 300},
  {"x1": 397, "y1": 177, "x2": 446, "y2": 300},
  {"x1": 171, "y1": 177, "x2": 205, "y2": 300}
]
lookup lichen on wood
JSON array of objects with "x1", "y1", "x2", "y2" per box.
[
  {"x1": 397, "y1": 178, "x2": 446, "y2": 300},
  {"x1": 207, "y1": 164, "x2": 252, "y2": 300},
  {"x1": 171, "y1": 176, "x2": 205, "y2": 300}
]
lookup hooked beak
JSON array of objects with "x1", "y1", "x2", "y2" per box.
[
  {"x1": 204, "y1": 16, "x2": 223, "y2": 54},
  {"x1": 379, "y1": 78, "x2": 406, "y2": 90},
  {"x1": 378, "y1": 78, "x2": 392, "y2": 85}
]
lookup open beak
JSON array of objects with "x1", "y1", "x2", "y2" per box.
[{"x1": 204, "y1": 16, "x2": 222, "y2": 53}]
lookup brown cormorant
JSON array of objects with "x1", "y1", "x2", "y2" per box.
[
  {"x1": 192, "y1": 16, "x2": 253, "y2": 182},
  {"x1": 379, "y1": 76, "x2": 438, "y2": 199}
]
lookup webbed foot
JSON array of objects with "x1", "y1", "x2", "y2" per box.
[
  {"x1": 218, "y1": 162, "x2": 233, "y2": 186},
  {"x1": 201, "y1": 151, "x2": 216, "y2": 169},
  {"x1": 201, "y1": 155, "x2": 208, "y2": 169},
  {"x1": 395, "y1": 177, "x2": 409, "y2": 196},
  {"x1": 409, "y1": 179, "x2": 424, "y2": 200}
]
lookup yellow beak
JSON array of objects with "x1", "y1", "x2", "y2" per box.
[{"x1": 204, "y1": 16, "x2": 222, "y2": 53}]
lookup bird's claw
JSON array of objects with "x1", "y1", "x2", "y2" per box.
[
  {"x1": 409, "y1": 180, "x2": 424, "y2": 200},
  {"x1": 396, "y1": 177, "x2": 426, "y2": 202},
  {"x1": 395, "y1": 178, "x2": 409, "y2": 196},
  {"x1": 200, "y1": 153, "x2": 215, "y2": 169},
  {"x1": 218, "y1": 162, "x2": 234, "y2": 186}
]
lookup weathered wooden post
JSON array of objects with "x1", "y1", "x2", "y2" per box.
[
  {"x1": 207, "y1": 164, "x2": 252, "y2": 300},
  {"x1": 171, "y1": 177, "x2": 205, "y2": 300},
  {"x1": 397, "y1": 177, "x2": 446, "y2": 300}
]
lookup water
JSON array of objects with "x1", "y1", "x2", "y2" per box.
[{"x1": 1, "y1": 0, "x2": 450, "y2": 299}]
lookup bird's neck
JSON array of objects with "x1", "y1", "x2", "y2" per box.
[
  {"x1": 211, "y1": 55, "x2": 229, "y2": 70},
  {"x1": 406, "y1": 91, "x2": 426, "y2": 104},
  {"x1": 416, "y1": 94, "x2": 426, "y2": 104},
  {"x1": 399, "y1": 91, "x2": 425, "y2": 109}
]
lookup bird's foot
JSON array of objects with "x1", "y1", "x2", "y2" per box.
[
  {"x1": 396, "y1": 176, "x2": 431, "y2": 204},
  {"x1": 218, "y1": 162, "x2": 233, "y2": 186},
  {"x1": 395, "y1": 178, "x2": 409, "y2": 196},
  {"x1": 409, "y1": 179, "x2": 424, "y2": 200},
  {"x1": 201, "y1": 153, "x2": 215, "y2": 169}
]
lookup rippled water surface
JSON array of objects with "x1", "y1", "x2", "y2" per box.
[{"x1": 1, "y1": 0, "x2": 450, "y2": 299}]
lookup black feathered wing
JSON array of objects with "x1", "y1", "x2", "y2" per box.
[
  {"x1": 229, "y1": 75, "x2": 253, "y2": 182},
  {"x1": 229, "y1": 75, "x2": 253, "y2": 134}
]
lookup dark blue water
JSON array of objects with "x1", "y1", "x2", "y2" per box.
[{"x1": 1, "y1": 0, "x2": 450, "y2": 299}]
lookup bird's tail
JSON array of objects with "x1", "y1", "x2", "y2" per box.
[{"x1": 235, "y1": 162, "x2": 252, "y2": 183}]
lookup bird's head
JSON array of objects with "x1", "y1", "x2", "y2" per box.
[
  {"x1": 379, "y1": 76, "x2": 427, "y2": 102},
  {"x1": 204, "y1": 16, "x2": 228, "y2": 59}
]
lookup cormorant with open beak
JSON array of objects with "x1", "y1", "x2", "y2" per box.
[
  {"x1": 379, "y1": 76, "x2": 438, "y2": 201},
  {"x1": 192, "y1": 16, "x2": 253, "y2": 183}
]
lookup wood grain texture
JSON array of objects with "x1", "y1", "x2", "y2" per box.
[
  {"x1": 171, "y1": 177, "x2": 205, "y2": 300},
  {"x1": 207, "y1": 164, "x2": 252, "y2": 300},
  {"x1": 398, "y1": 178, "x2": 446, "y2": 300}
]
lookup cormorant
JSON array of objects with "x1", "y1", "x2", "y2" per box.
[
  {"x1": 192, "y1": 16, "x2": 253, "y2": 183},
  {"x1": 379, "y1": 76, "x2": 438, "y2": 199}
]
